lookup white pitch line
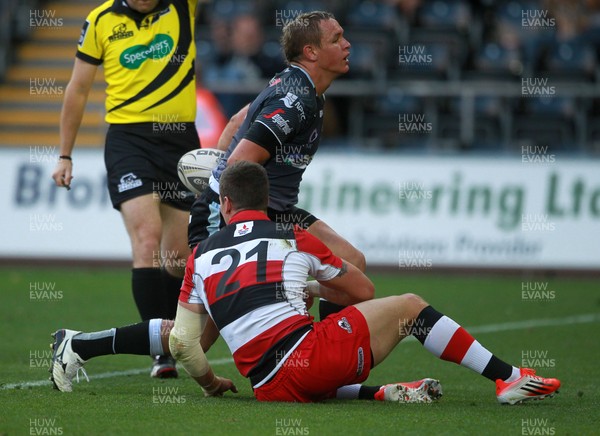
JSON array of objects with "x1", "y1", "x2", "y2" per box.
[
  {"x1": 1, "y1": 357, "x2": 234, "y2": 391},
  {"x1": 467, "y1": 312, "x2": 600, "y2": 335},
  {"x1": 3, "y1": 314, "x2": 599, "y2": 391}
]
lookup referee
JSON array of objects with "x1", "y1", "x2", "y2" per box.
[{"x1": 51, "y1": 0, "x2": 199, "y2": 378}]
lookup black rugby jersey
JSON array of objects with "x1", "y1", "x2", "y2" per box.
[{"x1": 212, "y1": 65, "x2": 325, "y2": 211}]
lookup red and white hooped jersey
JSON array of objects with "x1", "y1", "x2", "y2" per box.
[{"x1": 179, "y1": 210, "x2": 343, "y2": 377}]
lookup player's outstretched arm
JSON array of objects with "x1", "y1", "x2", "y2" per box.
[{"x1": 169, "y1": 302, "x2": 238, "y2": 397}]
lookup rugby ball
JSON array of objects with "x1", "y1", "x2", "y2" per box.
[{"x1": 177, "y1": 148, "x2": 226, "y2": 195}]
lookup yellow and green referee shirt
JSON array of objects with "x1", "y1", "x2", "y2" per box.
[{"x1": 77, "y1": 0, "x2": 197, "y2": 124}]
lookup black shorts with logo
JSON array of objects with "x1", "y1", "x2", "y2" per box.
[
  {"x1": 104, "y1": 122, "x2": 200, "y2": 210},
  {"x1": 187, "y1": 186, "x2": 319, "y2": 248}
]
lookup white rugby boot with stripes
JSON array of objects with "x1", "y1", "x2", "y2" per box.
[{"x1": 49, "y1": 329, "x2": 89, "y2": 392}]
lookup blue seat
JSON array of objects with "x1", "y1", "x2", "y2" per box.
[
  {"x1": 277, "y1": 0, "x2": 328, "y2": 17},
  {"x1": 392, "y1": 32, "x2": 465, "y2": 80},
  {"x1": 542, "y1": 40, "x2": 596, "y2": 81},
  {"x1": 524, "y1": 95, "x2": 576, "y2": 116},
  {"x1": 211, "y1": 0, "x2": 254, "y2": 19},
  {"x1": 417, "y1": 0, "x2": 471, "y2": 32},
  {"x1": 346, "y1": 40, "x2": 386, "y2": 81},
  {"x1": 346, "y1": 0, "x2": 400, "y2": 29},
  {"x1": 380, "y1": 92, "x2": 424, "y2": 114},
  {"x1": 474, "y1": 42, "x2": 523, "y2": 77},
  {"x1": 512, "y1": 96, "x2": 577, "y2": 150}
]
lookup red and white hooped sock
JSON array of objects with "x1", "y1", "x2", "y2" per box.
[{"x1": 413, "y1": 306, "x2": 520, "y2": 382}]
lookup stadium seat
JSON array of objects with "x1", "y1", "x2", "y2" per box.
[
  {"x1": 344, "y1": 0, "x2": 403, "y2": 45},
  {"x1": 346, "y1": 0, "x2": 400, "y2": 29},
  {"x1": 211, "y1": 0, "x2": 254, "y2": 19},
  {"x1": 587, "y1": 115, "x2": 600, "y2": 154},
  {"x1": 464, "y1": 41, "x2": 523, "y2": 80},
  {"x1": 512, "y1": 96, "x2": 578, "y2": 151},
  {"x1": 433, "y1": 95, "x2": 508, "y2": 151},
  {"x1": 362, "y1": 91, "x2": 431, "y2": 151},
  {"x1": 495, "y1": 0, "x2": 546, "y2": 30},
  {"x1": 416, "y1": 0, "x2": 472, "y2": 33},
  {"x1": 541, "y1": 40, "x2": 597, "y2": 82},
  {"x1": 494, "y1": 0, "x2": 555, "y2": 75},
  {"x1": 268, "y1": 0, "x2": 349, "y2": 28},
  {"x1": 343, "y1": 31, "x2": 389, "y2": 82},
  {"x1": 279, "y1": 0, "x2": 328, "y2": 15},
  {"x1": 525, "y1": 95, "x2": 576, "y2": 116},
  {"x1": 391, "y1": 32, "x2": 466, "y2": 81}
]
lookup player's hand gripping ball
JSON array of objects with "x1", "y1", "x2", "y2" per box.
[{"x1": 177, "y1": 148, "x2": 226, "y2": 195}]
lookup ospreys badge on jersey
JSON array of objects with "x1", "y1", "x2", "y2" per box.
[{"x1": 337, "y1": 317, "x2": 352, "y2": 334}]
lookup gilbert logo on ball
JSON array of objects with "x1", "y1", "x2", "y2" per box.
[{"x1": 177, "y1": 148, "x2": 225, "y2": 195}]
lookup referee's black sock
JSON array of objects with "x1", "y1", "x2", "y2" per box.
[
  {"x1": 319, "y1": 299, "x2": 347, "y2": 320},
  {"x1": 161, "y1": 269, "x2": 183, "y2": 320},
  {"x1": 132, "y1": 268, "x2": 163, "y2": 321}
]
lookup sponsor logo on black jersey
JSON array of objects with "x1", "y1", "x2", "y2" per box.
[
  {"x1": 264, "y1": 108, "x2": 285, "y2": 119},
  {"x1": 280, "y1": 92, "x2": 306, "y2": 121},
  {"x1": 263, "y1": 109, "x2": 293, "y2": 135},
  {"x1": 280, "y1": 92, "x2": 298, "y2": 108}
]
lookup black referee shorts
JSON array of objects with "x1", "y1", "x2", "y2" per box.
[
  {"x1": 104, "y1": 122, "x2": 200, "y2": 211},
  {"x1": 187, "y1": 186, "x2": 319, "y2": 248}
]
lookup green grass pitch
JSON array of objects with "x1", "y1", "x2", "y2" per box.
[{"x1": 1, "y1": 266, "x2": 598, "y2": 435}]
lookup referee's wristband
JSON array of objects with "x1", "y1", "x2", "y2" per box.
[{"x1": 59, "y1": 155, "x2": 72, "y2": 161}]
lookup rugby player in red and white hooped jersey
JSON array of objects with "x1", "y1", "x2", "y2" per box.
[
  {"x1": 51, "y1": 161, "x2": 560, "y2": 405},
  {"x1": 181, "y1": 194, "x2": 349, "y2": 385}
]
